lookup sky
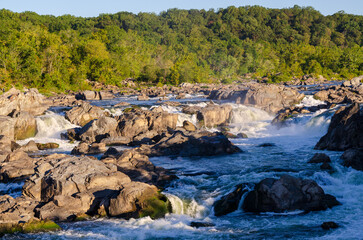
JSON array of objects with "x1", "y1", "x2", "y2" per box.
[{"x1": 1, "y1": 0, "x2": 362, "y2": 17}]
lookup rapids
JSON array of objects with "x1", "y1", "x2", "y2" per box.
[{"x1": 8, "y1": 95, "x2": 363, "y2": 240}]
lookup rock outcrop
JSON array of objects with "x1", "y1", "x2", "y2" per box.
[
  {"x1": 315, "y1": 103, "x2": 362, "y2": 151},
  {"x1": 209, "y1": 84, "x2": 304, "y2": 113},
  {"x1": 0, "y1": 88, "x2": 48, "y2": 116},
  {"x1": 242, "y1": 175, "x2": 340, "y2": 213},
  {"x1": 146, "y1": 130, "x2": 241, "y2": 157},
  {"x1": 65, "y1": 102, "x2": 108, "y2": 126}
]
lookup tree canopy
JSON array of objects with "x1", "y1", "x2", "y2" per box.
[{"x1": 0, "y1": 6, "x2": 362, "y2": 92}]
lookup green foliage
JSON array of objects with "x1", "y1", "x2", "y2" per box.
[
  {"x1": 0, "y1": 220, "x2": 61, "y2": 236},
  {"x1": 0, "y1": 7, "x2": 362, "y2": 92}
]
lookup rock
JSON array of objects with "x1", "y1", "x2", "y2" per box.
[
  {"x1": 208, "y1": 84, "x2": 304, "y2": 113},
  {"x1": 78, "y1": 116, "x2": 118, "y2": 143},
  {"x1": 12, "y1": 112, "x2": 37, "y2": 140},
  {"x1": 341, "y1": 148, "x2": 363, "y2": 171},
  {"x1": 148, "y1": 130, "x2": 241, "y2": 157},
  {"x1": 36, "y1": 143, "x2": 59, "y2": 150},
  {"x1": 214, "y1": 183, "x2": 253, "y2": 216},
  {"x1": 237, "y1": 133, "x2": 248, "y2": 138},
  {"x1": 116, "y1": 109, "x2": 178, "y2": 141},
  {"x1": 99, "y1": 91, "x2": 114, "y2": 100},
  {"x1": 197, "y1": 104, "x2": 232, "y2": 128},
  {"x1": 100, "y1": 136, "x2": 131, "y2": 146},
  {"x1": 190, "y1": 222, "x2": 215, "y2": 228},
  {"x1": 321, "y1": 221, "x2": 339, "y2": 230},
  {"x1": 258, "y1": 143, "x2": 276, "y2": 147},
  {"x1": 308, "y1": 153, "x2": 331, "y2": 163},
  {"x1": 0, "y1": 135, "x2": 12, "y2": 153},
  {"x1": 0, "y1": 116, "x2": 14, "y2": 140},
  {"x1": 19, "y1": 140, "x2": 39, "y2": 152},
  {"x1": 242, "y1": 175, "x2": 340, "y2": 213},
  {"x1": 0, "y1": 88, "x2": 48, "y2": 116},
  {"x1": 75, "y1": 90, "x2": 100, "y2": 100},
  {"x1": 320, "y1": 162, "x2": 332, "y2": 170},
  {"x1": 315, "y1": 103, "x2": 362, "y2": 151},
  {"x1": 71, "y1": 142, "x2": 107, "y2": 155},
  {"x1": 107, "y1": 182, "x2": 170, "y2": 219},
  {"x1": 182, "y1": 120, "x2": 197, "y2": 132},
  {"x1": 137, "y1": 95, "x2": 149, "y2": 101},
  {"x1": 65, "y1": 102, "x2": 107, "y2": 126},
  {"x1": 0, "y1": 151, "x2": 35, "y2": 181},
  {"x1": 114, "y1": 102, "x2": 130, "y2": 107}
]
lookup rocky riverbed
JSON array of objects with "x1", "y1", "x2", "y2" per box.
[{"x1": 0, "y1": 79, "x2": 362, "y2": 239}]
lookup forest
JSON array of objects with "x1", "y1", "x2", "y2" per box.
[{"x1": 0, "y1": 5, "x2": 362, "y2": 92}]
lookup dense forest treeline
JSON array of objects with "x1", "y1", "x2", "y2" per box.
[{"x1": 0, "y1": 6, "x2": 362, "y2": 92}]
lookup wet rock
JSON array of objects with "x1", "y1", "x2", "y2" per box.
[
  {"x1": 147, "y1": 130, "x2": 241, "y2": 157},
  {"x1": 75, "y1": 90, "x2": 100, "y2": 100},
  {"x1": 258, "y1": 143, "x2": 276, "y2": 147},
  {"x1": 341, "y1": 148, "x2": 363, "y2": 171},
  {"x1": 321, "y1": 221, "x2": 339, "y2": 230},
  {"x1": 65, "y1": 102, "x2": 108, "y2": 126},
  {"x1": 214, "y1": 183, "x2": 253, "y2": 216},
  {"x1": 190, "y1": 222, "x2": 215, "y2": 228},
  {"x1": 237, "y1": 133, "x2": 248, "y2": 138},
  {"x1": 320, "y1": 162, "x2": 332, "y2": 170},
  {"x1": 242, "y1": 175, "x2": 340, "y2": 213},
  {"x1": 315, "y1": 103, "x2": 362, "y2": 151},
  {"x1": 0, "y1": 88, "x2": 48, "y2": 116},
  {"x1": 308, "y1": 153, "x2": 331, "y2": 163},
  {"x1": 36, "y1": 143, "x2": 59, "y2": 150}
]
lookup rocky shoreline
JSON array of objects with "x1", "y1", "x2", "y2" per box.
[{"x1": 0, "y1": 78, "x2": 362, "y2": 235}]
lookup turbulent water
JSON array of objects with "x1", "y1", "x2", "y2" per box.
[{"x1": 7, "y1": 94, "x2": 363, "y2": 240}]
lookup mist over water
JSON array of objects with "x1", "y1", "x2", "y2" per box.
[{"x1": 10, "y1": 96, "x2": 363, "y2": 240}]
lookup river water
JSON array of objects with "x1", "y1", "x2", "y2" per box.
[{"x1": 5, "y1": 94, "x2": 363, "y2": 240}]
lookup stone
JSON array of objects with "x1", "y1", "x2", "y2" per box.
[
  {"x1": 65, "y1": 102, "x2": 107, "y2": 126},
  {"x1": 12, "y1": 112, "x2": 37, "y2": 140},
  {"x1": 36, "y1": 143, "x2": 59, "y2": 150},
  {"x1": 78, "y1": 116, "x2": 118, "y2": 143},
  {"x1": 148, "y1": 130, "x2": 242, "y2": 157},
  {"x1": 18, "y1": 140, "x2": 39, "y2": 152},
  {"x1": 196, "y1": 104, "x2": 232, "y2": 128},
  {"x1": 214, "y1": 183, "x2": 253, "y2": 216},
  {"x1": 315, "y1": 103, "x2": 362, "y2": 151},
  {"x1": 341, "y1": 148, "x2": 363, "y2": 171},
  {"x1": 0, "y1": 116, "x2": 14, "y2": 140},
  {"x1": 0, "y1": 88, "x2": 48, "y2": 116},
  {"x1": 308, "y1": 153, "x2": 331, "y2": 163},
  {"x1": 242, "y1": 175, "x2": 340, "y2": 213},
  {"x1": 321, "y1": 221, "x2": 339, "y2": 230}
]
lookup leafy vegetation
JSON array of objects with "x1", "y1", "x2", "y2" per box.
[{"x1": 0, "y1": 6, "x2": 362, "y2": 92}]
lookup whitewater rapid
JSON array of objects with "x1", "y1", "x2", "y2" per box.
[{"x1": 8, "y1": 95, "x2": 363, "y2": 240}]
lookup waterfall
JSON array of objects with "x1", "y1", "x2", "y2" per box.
[{"x1": 165, "y1": 193, "x2": 206, "y2": 218}]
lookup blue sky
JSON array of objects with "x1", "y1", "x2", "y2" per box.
[{"x1": 1, "y1": 0, "x2": 362, "y2": 16}]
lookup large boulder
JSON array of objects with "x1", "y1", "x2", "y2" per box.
[
  {"x1": 65, "y1": 102, "x2": 107, "y2": 126},
  {"x1": 209, "y1": 84, "x2": 304, "y2": 113},
  {"x1": 12, "y1": 112, "x2": 37, "y2": 140},
  {"x1": 315, "y1": 103, "x2": 362, "y2": 151},
  {"x1": 214, "y1": 183, "x2": 253, "y2": 216},
  {"x1": 147, "y1": 130, "x2": 241, "y2": 157},
  {"x1": 78, "y1": 116, "x2": 118, "y2": 143},
  {"x1": 0, "y1": 151, "x2": 35, "y2": 182},
  {"x1": 197, "y1": 104, "x2": 232, "y2": 128},
  {"x1": 0, "y1": 88, "x2": 48, "y2": 116},
  {"x1": 107, "y1": 182, "x2": 170, "y2": 219},
  {"x1": 116, "y1": 109, "x2": 178, "y2": 142},
  {"x1": 341, "y1": 148, "x2": 363, "y2": 171},
  {"x1": 242, "y1": 175, "x2": 340, "y2": 213}
]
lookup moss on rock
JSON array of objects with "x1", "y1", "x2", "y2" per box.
[
  {"x1": 139, "y1": 194, "x2": 171, "y2": 219},
  {"x1": 0, "y1": 220, "x2": 61, "y2": 236}
]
